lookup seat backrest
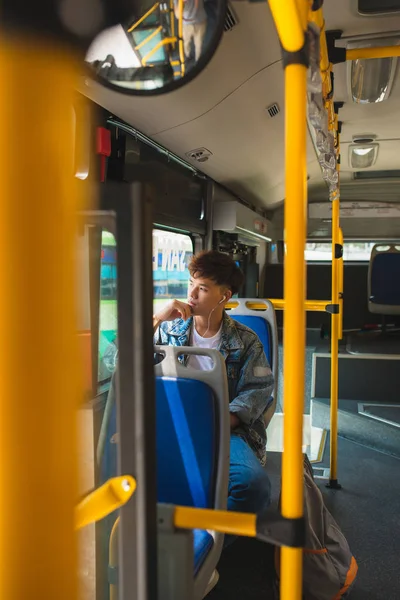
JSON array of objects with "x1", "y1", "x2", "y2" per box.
[
  {"x1": 368, "y1": 244, "x2": 400, "y2": 315},
  {"x1": 99, "y1": 348, "x2": 229, "y2": 511},
  {"x1": 227, "y1": 298, "x2": 278, "y2": 401},
  {"x1": 154, "y1": 346, "x2": 230, "y2": 511}
]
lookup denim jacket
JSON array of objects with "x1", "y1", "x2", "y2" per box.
[{"x1": 154, "y1": 312, "x2": 274, "y2": 465}]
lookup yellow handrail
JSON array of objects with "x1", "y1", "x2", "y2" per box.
[
  {"x1": 268, "y1": 0, "x2": 305, "y2": 52},
  {"x1": 170, "y1": 0, "x2": 176, "y2": 48},
  {"x1": 135, "y1": 26, "x2": 163, "y2": 51},
  {"x1": 347, "y1": 46, "x2": 400, "y2": 61},
  {"x1": 329, "y1": 198, "x2": 340, "y2": 485},
  {"x1": 0, "y1": 37, "x2": 82, "y2": 600},
  {"x1": 75, "y1": 476, "x2": 136, "y2": 530},
  {"x1": 178, "y1": 0, "x2": 185, "y2": 76},
  {"x1": 338, "y1": 228, "x2": 344, "y2": 341},
  {"x1": 142, "y1": 36, "x2": 177, "y2": 66},
  {"x1": 127, "y1": 2, "x2": 160, "y2": 33},
  {"x1": 268, "y1": 1, "x2": 309, "y2": 597},
  {"x1": 175, "y1": 506, "x2": 257, "y2": 537},
  {"x1": 280, "y1": 57, "x2": 307, "y2": 600},
  {"x1": 226, "y1": 299, "x2": 334, "y2": 313}
]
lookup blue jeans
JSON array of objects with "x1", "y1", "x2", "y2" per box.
[{"x1": 225, "y1": 434, "x2": 271, "y2": 546}]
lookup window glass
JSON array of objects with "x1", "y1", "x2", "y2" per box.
[
  {"x1": 98, "y1": 231, "x2": 118, "y2": 383},
  {"x1": 305, "y1": 242, "x2": 378, "y2": 262},
  {"x1": 97, "y1": 229, "x2": 193, "y2": 381},
  {"x1": 153, "y1": 229, "x2": 193, "y2": 312}
]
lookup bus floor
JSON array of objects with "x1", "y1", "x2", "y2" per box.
[{"x1": 208, "y1": 436, "x2": 400, "y2": 600}]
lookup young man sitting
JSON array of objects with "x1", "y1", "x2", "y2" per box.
[{"x1": 153, "y1": 250, "x2": 274, "y2": 522}]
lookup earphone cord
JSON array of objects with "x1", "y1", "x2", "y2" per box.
[{"x1": 202, "y1": 306, "x2": 216, "y2": 338}]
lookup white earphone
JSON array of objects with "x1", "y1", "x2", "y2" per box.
[{"x1": 218, "y1": 295, "x2": 227, "y2": 305}]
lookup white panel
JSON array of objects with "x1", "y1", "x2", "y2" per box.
[{"x1": 309, "y1": 202, "x2": 400, "y2": 219}]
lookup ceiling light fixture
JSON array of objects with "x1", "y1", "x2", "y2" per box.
[{"x1": 349, "y1": 143, "x2": 379, "y2": 169}]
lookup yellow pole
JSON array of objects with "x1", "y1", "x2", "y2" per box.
[
  {"x1": 127, "y1": 2, "x2": 160, "y2": 32},
  {"x1": 75, "y1": 476, "x2": 136, "y2": 530},
  {"x1": 135, "y1": 26, "x2": 163, "y2": 51},
  {"x1": 141, "y1": 36, "x2": 177, "y2": 66},
  {"x1": 267, "y1": 1, "x2": 308, "y2": 594},
  {"x1": 338, "y1": 228, "x2": 344, "y2": 341},
  {"x1": 347, "y1": 46, "x2": 400, "y2": 61},
  {"x1": 226, "y1": 298, "x2": 332, "y2": 312},
  {"x1": 170, "y1": 0, "x2": 176, "y2": 48},
  {"x1": 178, "y1": 0, "x2": 185, "y2": 76},
  {"x1": 329, "y1": 198, "x2": 340, "y2": 486},
  {"x1": 0, "y1": 37, "x2": 83, "y2": 600},
  {"x1": 174, "y1": 506, "x2": 257, "y2": 537},
  {"x1": 268, "y1": 0, "x2": 305, "y2": 52},
  {"x1": 281, "y1": 66, "x2": 308, "y2": 600}
]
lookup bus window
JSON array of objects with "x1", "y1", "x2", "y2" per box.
[
  {"x1": 98, "y1": 229, "x2": 193, "y2": 382},
  {"x1": 305, "y1": 241, "x2": 379, "y2": 263},
  {"x1": 153, "y1": 229, "x2": 193, "y2": 312},
  {"x1": 98, "y1": 231, "x2": 118, "y2": 384}
]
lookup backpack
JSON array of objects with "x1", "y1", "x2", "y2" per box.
[{"x1": 274, "y1": 455, "x2": 358, "y2": 600}]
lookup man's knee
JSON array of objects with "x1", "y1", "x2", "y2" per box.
[{"x1": 230, "y1": 463, "x2": 271, "y2": 513}]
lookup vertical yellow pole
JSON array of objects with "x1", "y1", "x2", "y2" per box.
[
  {"x1": 0, "y1": 38, "x2": 83, "y2": 599},
  {"x1": 338, "y1": 227, "x2": 344, "y2": 341},
  {"x1": 281, "y1": 60, "x2": 308, "y2": 600},
  {"x1": 329, "y1": 198, "x2": 340, "y2": 486},
  {"x1": 178, "y1": 0, "x2": 185, "y2": 76},
  {"x1": 170, "y1": 0, "x2": 176, "y2": 48}
]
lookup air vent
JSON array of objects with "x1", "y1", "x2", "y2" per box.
[
  {"x1": 354, "y1": 170, "x2": 400, "y2": 179},
  {"x1": 224, "y1": 4, "x2": 238, "y2": 32},
  {"x1": 353, "y1": 134, "x2": 376, "y2": 144},
  {"x1": 267, "y1": 103, "x2": 280, "y2": 118},
  {"x1": 358, "y1": 0, "x2": 400, "y2": 15},
  {"x1": 185, "y1": 148, "x2": 213, "y2": 163}
]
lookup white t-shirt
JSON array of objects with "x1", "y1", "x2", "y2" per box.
[{"x1": 187, "y1": 323, "x2": 222, "y2": 371}]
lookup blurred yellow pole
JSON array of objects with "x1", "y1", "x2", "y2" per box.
[
  {"x1": 0, "y1": 37, "x2": 83, "y2": 599},
  {"x1": 75, "y1": 476, "x2": 136, "y2": 530}
]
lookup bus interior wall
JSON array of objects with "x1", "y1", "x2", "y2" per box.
[{"x1": 264, "y1": 263, "x2": 398, "y2": 331}]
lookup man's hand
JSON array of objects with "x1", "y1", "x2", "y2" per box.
[
  {"x1": 153, "y1": 299, "x2": 192, "y2": 332},
  {"x1": 230, "y1": 413, "x2": 240, "y2": 430}
]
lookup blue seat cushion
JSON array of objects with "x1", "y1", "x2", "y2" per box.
[
  {"x1": 193, "y1": 529, "x2": 214, "y2": 574},
  {"x1": 231, "y1": 315, "x2": 272, "y2": 366},
  {"x1": 370, "y1": 254, "x2": 400, "y2": 305}
]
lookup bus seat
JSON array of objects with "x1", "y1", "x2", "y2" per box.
[
  {"x1": 101, "y1": 346, "x2": 229, "y2": 599},
  {"x1": 368, "y1": 244, "x2": 400, "y2": 315},
  {"x1": 154, "y1": 346, "x2": 230, "y2": 598},
  {"x1": 227, "y1": 298, "x2": 278, "y2": 427}
]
